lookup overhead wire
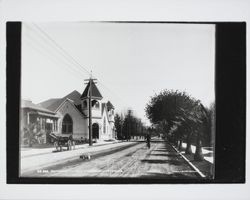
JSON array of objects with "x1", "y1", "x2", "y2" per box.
[
  {"x1": 22, "y1": 26, "x2": 85, "y2": 81},
  {"x1": 24, "y1": 23, "x2": 89, "y2": 78},
  {"x1": 32, "y1": 23, "x2": 91, "y2": 76},
  {"x1": 25, "y1": 23, "x2": 132, "y2": 110}
]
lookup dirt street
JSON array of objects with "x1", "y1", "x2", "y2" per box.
[{"x1": 24, "y1": 140, "x2": 200, "y2": 178}]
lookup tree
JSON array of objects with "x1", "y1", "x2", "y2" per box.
[
  {"x1": 115, "y1": 110, "x2": 147, "y2": 141},
  {"x1": 23, "y1": 121, "x2": 42, "y2": 147},
  {"x1": 122, "y1": 110, "x2": 133, "y2": 140},
  {"x1": 114, "y1": 113, "x2": 123, "y2": 140},
  {"x1": 145, "y1": 89, "x2": 211, "y2": 159}
]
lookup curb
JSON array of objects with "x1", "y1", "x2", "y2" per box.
[{"x1": 171, "y1": 145, "x2": 206, "y2": 178}]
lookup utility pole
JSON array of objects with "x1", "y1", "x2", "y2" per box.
[
  {"x1": 84, "y1": 73, "x2": 97, "y2": 146},
  {"x1": 89, "y1": 78, "x2": 93, "y2": 146}
]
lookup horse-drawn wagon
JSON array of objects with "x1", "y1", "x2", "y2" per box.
[{"x1": 49, "y1": 133, "x2": 75, "y2": 151}]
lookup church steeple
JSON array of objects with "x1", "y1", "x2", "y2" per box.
[
  {"x1": 80, "y1": 80, "x2": 103, "y2": 100},
  {"x1": 81, "y1": 79, "x2": 103, "y2": 117}
]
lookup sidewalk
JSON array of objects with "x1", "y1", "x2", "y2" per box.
[
  {"x1": 21, "y1": 140, "x2": 120, "y2": 158},
  {"x1": 20, "y1": 141, "x2": 136, "y2": 175},
  {"x1": 180, "y1": 143, "x2": 214, "y2": 164},
  {"x1": 173, "y1": 142, "x2": 214, "y2": 178}
]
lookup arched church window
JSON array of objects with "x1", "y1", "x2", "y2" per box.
[
  {"x1": 62, "y1": 114, "x2": 73, "y2": 134},
  {"x1": 91, "y1": 100, "x2": 99, "y2": 109}
]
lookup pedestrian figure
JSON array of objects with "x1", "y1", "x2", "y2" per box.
[{"x1": 146, "y1": 133, "x2": 151, "y2": 149}]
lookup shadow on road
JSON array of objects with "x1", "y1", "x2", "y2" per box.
[
  {"x1": 150, "y1": 153, "x2": 177, "y2": 157},
  {"x1": 153, "y1": 149, "x2": 169, "y2": 153},
  {"x1": 141, "y1": 159, "x2": 183, "y2": 166}
]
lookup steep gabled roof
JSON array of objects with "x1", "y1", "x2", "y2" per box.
[
  {"x1": 101, "y1": 102, "x2": 114, "y2": 122},
  {"x1": 55, "y1": 98, "x2": 86, "y2": 117},
  {"x1": 101, "y1": 102, "x2": 110, "y2": 120},
  {"x1": 63, "y1": 90, "x2": 82, "y2": 105},
  {"x1": 81, "y1": 81, "x2": 103, "y2": 100},
  {"x1": 41, "y1": 90, "x2": 81, "y2": 112}
]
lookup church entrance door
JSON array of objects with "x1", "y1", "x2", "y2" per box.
[{"x1": 92, "y1": 123, "x2": 99, "y2": 139}]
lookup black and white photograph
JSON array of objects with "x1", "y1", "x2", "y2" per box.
[
  {"x1": 19, "y1": 22, "x2": 215, "y2": 179},
  {"x1": 1, "y1": 0, "x2": 248, "y2": 199}
]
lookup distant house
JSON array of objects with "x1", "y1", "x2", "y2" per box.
[{"x1": 21, "y1": 80, "x2": 116, "y2": 144}]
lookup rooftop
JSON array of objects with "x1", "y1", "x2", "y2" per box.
[
  {"x1": 21, "y1": 100, "x2": 55, "y2": 114},
  {"x1": 80, "y1": 80, "x2": 103, "y2": 100},
  {"x1": 39, "y1": 90, "x2": 82, "y2": 112}
]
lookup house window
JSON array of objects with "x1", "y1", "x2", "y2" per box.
[
  {"x1": 53, "y1": 120, "x2": 58, "y2": 132},
  {"x1": 62, "y1": 114, "x2": 73, "y2": 134}
]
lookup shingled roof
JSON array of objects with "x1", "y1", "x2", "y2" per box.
[
  {"x1": 81, "y1": 81, "x2": 103, "y2": 100},
  {"x1": 39, "y1": 90, "x2": 82, "y2": 112},
  {"x1": 39, "y1": 98, "x2": 60, "y2": 109},
  {"x1": 22, "y1": 100, "x2": 55, "y2": 114}
]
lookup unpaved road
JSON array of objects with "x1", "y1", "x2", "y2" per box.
[{"x1": 24, "y1": 141, "x2": 200, "y2": 178}]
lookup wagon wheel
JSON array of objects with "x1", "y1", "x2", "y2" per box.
[{"x1": 54, "y1": 141, "x2": 58, "y2": 151}]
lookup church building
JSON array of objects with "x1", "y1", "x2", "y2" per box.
[{"x1": 21, "y1": 80, "x2": 116, "y2": 144}]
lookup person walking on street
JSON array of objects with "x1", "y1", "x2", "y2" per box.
[{"x1": 146, "y1": 133, "x2": 151, "y2": 149}]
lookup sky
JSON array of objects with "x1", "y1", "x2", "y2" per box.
[{"x1": 21, "y1": 22, "x2": 215, "y2": 126}]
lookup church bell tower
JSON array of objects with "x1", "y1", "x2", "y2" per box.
[{"x1": 80, "y1": 80, "x2": 103, "y2": 118}]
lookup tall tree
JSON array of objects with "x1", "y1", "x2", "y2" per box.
[
  {"x1": 114, "y1": 113, "x2": 123, "y2": 140},
  {"x1": 145, "y1": 89, "x2": 210, "y2": 157},
  {"x1": 117, "y1": 109, "x2": 147, "y2": 140}
]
